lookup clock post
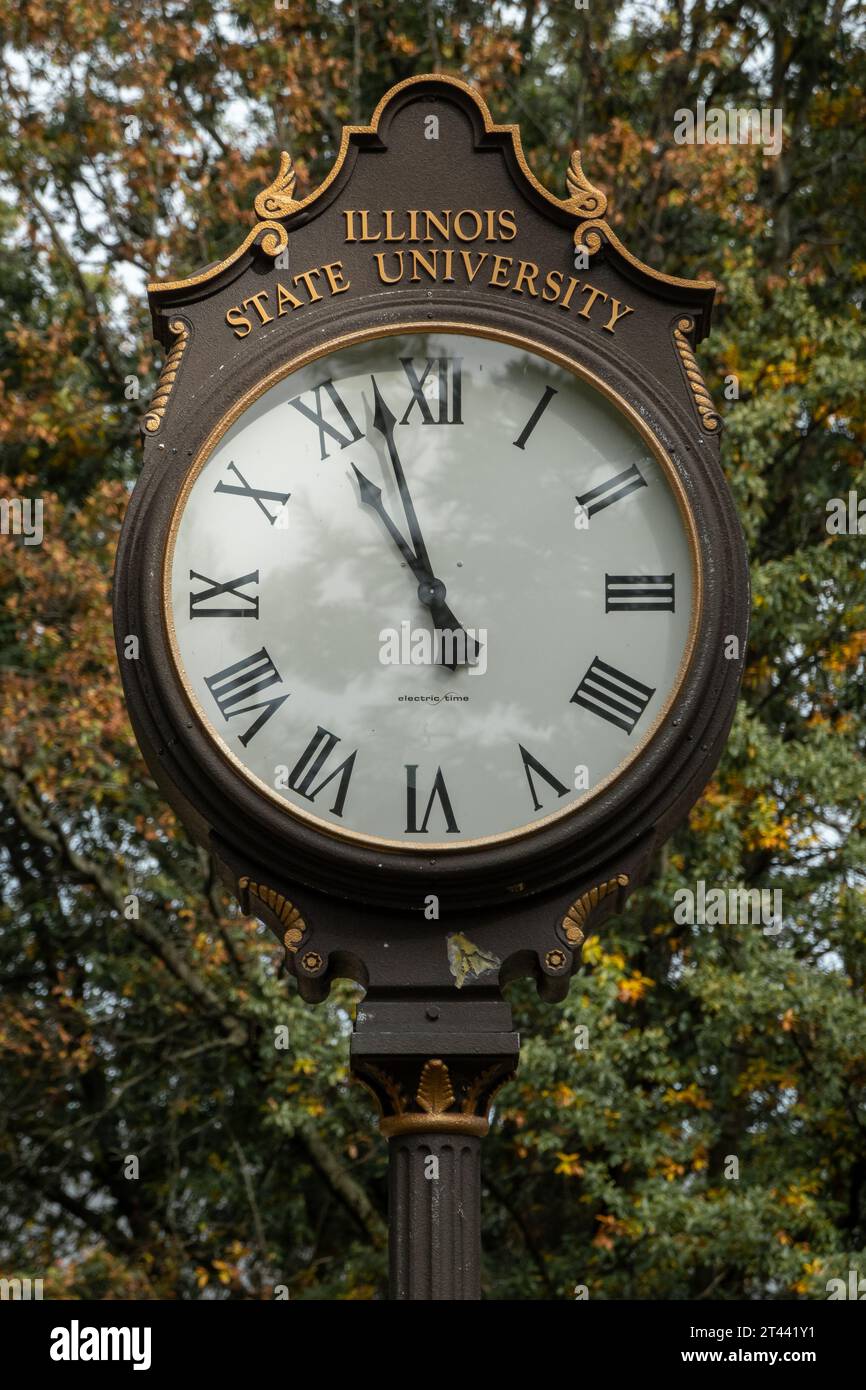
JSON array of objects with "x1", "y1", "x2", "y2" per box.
[
  {"x1": 350, "y1": 992, "x2": 519, "y2": 1299},
  {"x1": 115, "y1": 75, "x2": 749, "y2": 1300}
]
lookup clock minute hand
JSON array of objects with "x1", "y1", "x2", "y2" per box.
[
  {"x1": 370, "y1": 376, "x2": 433, "y2": 573},
  {"x1": 367, "y1": 379, "x2": 480, "y2": 667}
]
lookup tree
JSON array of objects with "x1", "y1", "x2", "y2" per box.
[{"x1": 1, "y1": 0, "x2": 864, "y2": 1298}]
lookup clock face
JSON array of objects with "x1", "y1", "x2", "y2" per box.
[{"x1": 165, "y1": 330, "x2": 698, "y2": 848}]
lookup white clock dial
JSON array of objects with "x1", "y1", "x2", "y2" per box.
[{"x1": 166, "y1": 331, "x2": 698, "y2": 847}]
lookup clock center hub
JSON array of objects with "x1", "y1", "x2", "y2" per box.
[{"x1": 417, "y1": 577, "x2": 447, "y2": 608}]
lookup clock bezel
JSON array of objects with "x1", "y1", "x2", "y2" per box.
[{"x1": 161, "y1": 320, "x2": 704, "y2": 853}]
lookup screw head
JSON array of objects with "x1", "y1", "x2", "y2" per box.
[
  {"x1": 300, "y1": 950, "x2": 324, "y2": 974},
  {"x1": 545, "y1": 948, "x2": 568, "y2": 971}
]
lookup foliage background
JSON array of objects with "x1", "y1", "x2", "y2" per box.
[{"x1": 1, "y1": 0, "x2": 864, "y2": 1300}]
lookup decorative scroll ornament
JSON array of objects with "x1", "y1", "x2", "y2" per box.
[
  {"x1": 251, "y1": 151, "x2": 300, "y2": 258},
  {"x1": 141, "y1": 318, "x2": 189, "y2": 434},
  {"x1": 565, "y1": 149, "x2": 608, "y2": 255},
  {"x1": 238, "y1": 875, "x2": 305, "y2": 951},
  {"x1": 565, "y1": 149, "x2": 608, "y2": 218},
  {"x1": 354, "y1": 1056, "x2": 514, "y2": 1139},
  {"x1": 561, "y1": 873, "x2": 630, "y2": 947},
  {"x1": 673, "y1": 317, "x2": 723, "y2": 433},
  {"x1": 356, "y1": 1062, "x2": 405, "y2": 1117},
  {"x1": 462, "y1": 1063, "x2": 510, "y2": 1116},
  {"x1": 254, "y1": 151, "x2": 298, "y2": 217}
]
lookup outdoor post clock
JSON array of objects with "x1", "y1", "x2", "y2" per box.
[{"x1": 114, "y1": 75, "x2": 749, "y2": 1300}]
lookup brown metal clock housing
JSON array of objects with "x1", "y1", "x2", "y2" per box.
[{"x1": 114, "y1": 79, "x2": 748, "y2": 1296}]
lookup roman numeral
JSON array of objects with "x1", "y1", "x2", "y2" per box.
[
  {"x1": 518, "y1": 744, "x2": 569, "y2": 812},
  {"x1": 289, "y1": 379, "x2": 364, "y2": 458},
  {"x1": 189, "y1": 568, "x2": 259, "y2": 619},
  {"x1": 577, "y1": 463, "x2": 646, "y2": 518},
  {"x1": 204, "y1": 647, "x2": 288, "y2": 747},
  {"x1": 405, "y1": 765, "x2": 459, "y2": 834},
  {"x1": 214, "y1": 462, "x2": 290, "y2": 525},
  {"x1": 399, "y1": 357, "x2": 463, "y2": 425},
  {"x1": 605, "y1": 573, "x2": 675, "y2": 612},
  {"x1": 288, "y1": 726, "x2": 357, "y2": 818},
  {"x1": 571, "y1": 656, "x2": 655, "y2": 735},
  {"x1": 513, "y1": 385, "x2": 557, "y2": 449}
]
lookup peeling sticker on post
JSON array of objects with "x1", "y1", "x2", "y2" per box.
[{"x1": 446, "y1": 932, "x2": 500, "y2": 988}]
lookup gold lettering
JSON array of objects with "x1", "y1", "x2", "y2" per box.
[
  {"x1": 542, "y1": 270, "x2": 564, "y2": 302},
  {"x1": 441, "y1": 248, "x2": 455, "y2": 282},
  {"x1": 423, "y1": 209, "x2": 451, "y2": 241},
  {"x1": 409, "y1": 248, "x2": 438, "y2": 281},
  {"x1": 227, "y1": 260, "x2": 355, "y2": 338},
  {"x1": 226, "y1": 305, "x2": 252, "y2": 338},
  {"x1": 293, "y1": 269, "x2": 323, "y2": 302},
  {"x1": 578, "y1": 284, "x2": 608, "y2": 320},
  {"x1": 603, "y1": 298, "x2": 635, "y2": 333},
  {"x1": 322, "y1": 261, "x2": 350, "y2": 295},
  {"x1": 275, "y1": 283, "x2": 303, "y2": 314},
  {"x1": 459, "y1": 250, "x2": 489, "y2": 282},
  {"x1": 374, "y1": 251, "x2": 405, "y2": 284},
  {"x1": 498, "y1": 209, "x2": 518, "y2": 241},
  {"x1": 343, "y1": 210, "x2": 357, "y2": 243},
  {"x1": 383, "y1": 209, "x2": 405, "y2": 242},
  {"x1": 513, "y1": 259, "x2": 539, "y2": 296},
  {"x1": 242, "y1": 291, "x2": 274, "y2": 325},
  {"x1": 489, "y1": 254, "x2": 513, "y2": 288},
  {"x1": 454, "y1": 209, "x2": 483, "y2": 242},
  {"x1": 559, "y1": 276, "x2": 580, "y2": 310},
  {"x1": 408, "y1": 209, "x2": 420, "y2": 240},
  {"x1": 357, "y1": 210, "x2": 381, "y2": 243}
]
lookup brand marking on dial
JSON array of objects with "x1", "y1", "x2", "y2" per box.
[
  {"x1": 571, "y1": 656, "x2": 656, "y2": 734},
  {"x1": 605, "y1": 573, "x2": 675, "y2": 612},
  {"x1": 204, "y1": 647, "x2": 289, "y2": 747},
  {"x1": 577, "y1": 463, "x2": 646, "y2": 517}
]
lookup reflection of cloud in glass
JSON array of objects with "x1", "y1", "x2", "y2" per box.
[{"x1": 172, "y1": 330, "x2": 694, "y2": 842}]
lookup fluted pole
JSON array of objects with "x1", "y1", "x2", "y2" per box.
[{"x1": 388, "y1": 1131, "x2": 482, "y2": 1300}]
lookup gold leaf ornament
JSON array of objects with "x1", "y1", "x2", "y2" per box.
[
  {"x1": 562, "y1": 874, "x2": 629, "y2": 946},
  {"x1": 238, "y1": 876, "x2": 305, "y2": 951},
  {"x1": 416, "y1": 1060, "x2": 456, "y2": 1115}
]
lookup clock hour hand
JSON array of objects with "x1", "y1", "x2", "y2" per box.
[
  {"x1": 418, "y1": 577, "x2": 482, "y2": 669},
  {"x1": 351, "y1": 463, "x2": 424, "y2": 575},
  {"x1": 350, "y1": 464, "x2": 479, "y2": 670}
]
